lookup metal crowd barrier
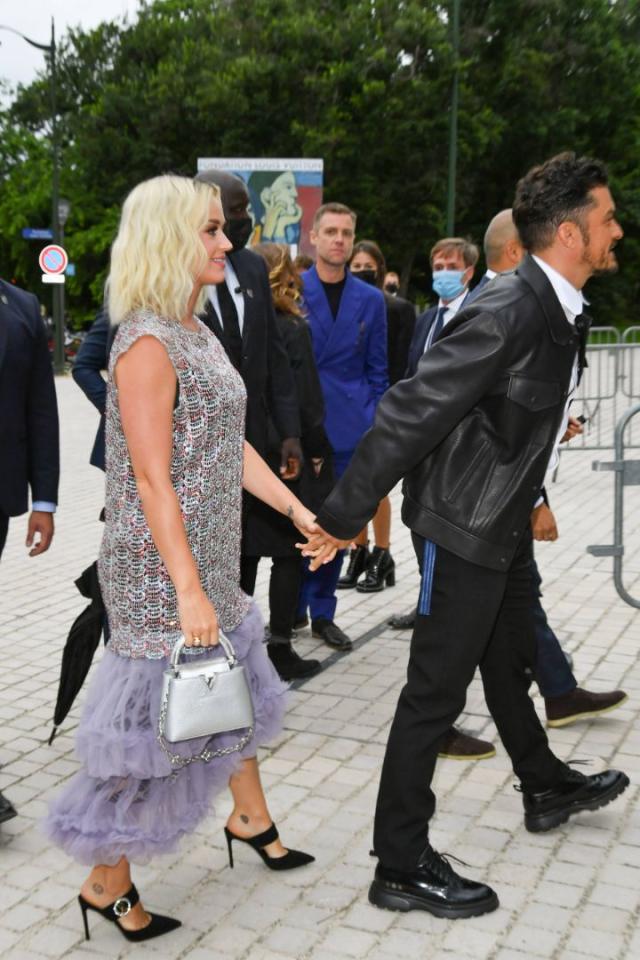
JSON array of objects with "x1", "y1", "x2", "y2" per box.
[
  {"x1": 587, "y1": 402, "x2": 640, "y2": 609},
  {"x1": 562, "y1": 326, "x2": 640, "y2": 451}
]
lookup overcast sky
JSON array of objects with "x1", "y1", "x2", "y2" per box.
[{"x1": 0, "y1": 0, "x2": 140, "y2": 91}]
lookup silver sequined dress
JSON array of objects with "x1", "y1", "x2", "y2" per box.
[
  {"x1": 98, "y1": 309, "x2": 252, "y2": 658},
  {"x1": 45, "y1": 308, "x2": 287, "y2": 867}
]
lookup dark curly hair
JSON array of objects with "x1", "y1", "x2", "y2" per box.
[{"x1": 513, "y1": 152, "x2": 609, "y2": 252}]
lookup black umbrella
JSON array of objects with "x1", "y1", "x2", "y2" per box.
[{"x1": 48, "y1": 561, "x2": 105, "y2": 745}]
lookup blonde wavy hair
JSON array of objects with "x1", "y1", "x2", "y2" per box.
[{"x1": 107, "y1": 175, "x2": 220, "y2": 325}]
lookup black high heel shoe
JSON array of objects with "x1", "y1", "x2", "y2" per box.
[
  {"x1": 356, "y1": 546, "x2": 396, "y2": 593},
  {"x1": 224, "y1": 822, "x2": 315, "y2": 871},
  {"x1": 78, "y1": 884, "x2": 181, "y2": 942}
]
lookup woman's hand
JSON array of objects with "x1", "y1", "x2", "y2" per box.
[
  {"x1": 296, "y1": 523, "x2": 353, "y2": 571},
  {"x1": 288, "y1": 505, "x2": 317, "y2": 540},
  {"x1": 177, "y1": 587, "x2": 219, "y2": 647}
]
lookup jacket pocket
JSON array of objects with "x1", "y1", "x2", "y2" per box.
[
  {"x1": 444, "y1": 439, "x2": 491, "y2": 503},
  {"x1": 507, "y1": 375, "x2": 562, "y2": 411}
]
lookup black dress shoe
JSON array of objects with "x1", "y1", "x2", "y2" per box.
[
  {"x1": 388, "y1": 609, "x2": 416, "y2": 630},
  {"x1": 311, "y1": 618, "x2": 352, "y2": 651},
  {"x1": 0, "y1": 791, "x2": 17, "y2": 824},
  {"x1": 369, "y1": 845, "x2": 499, "y2": 919},
  {"x1": 293, "y1": 615, "x2": 309, "y2": 630},
  {"x1": 522, "y1": 768, "x2": 630, "y2": 832},
  {"x1": 356, "y1": 547, "x2": 396, "y2": 593},
  {"x1": 267, "y1": 641, "x2": 321, "y2": 681},
  {"x1": 337, "y1": 544, "x2": 369, "y2": 589}
]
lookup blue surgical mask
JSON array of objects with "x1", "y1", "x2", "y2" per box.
[{"x1": 432, "y1": 269, "x2": 466, "y2": 301}]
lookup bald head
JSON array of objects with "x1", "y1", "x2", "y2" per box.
[
  {"x1": 483, "y1": 209, "x2": 524, "y2": 272},
  {"x1": 194, "y1": 168, "x2": 250, "y2": 220}
]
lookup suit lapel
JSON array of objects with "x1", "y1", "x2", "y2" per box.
[
  {"x1": 0, "y1": 283, "x2": 12, "y2": 374},
  {"x1": 303, "y1": 267, "x2": 334, "y2": 360},
  {"x1": 228, "y1": 252, "x2": 254, "y2": 350},
  {"x1": 201, "y1": 298, "x2": 224, "y2": 340}
]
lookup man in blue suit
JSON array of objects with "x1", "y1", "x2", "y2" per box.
[
  {"x1": 299, "y1": 203, "x2": 388, "y2": 650},
  {"x1": 0, "y1": 278, "x2": 59, "y2": 822}
]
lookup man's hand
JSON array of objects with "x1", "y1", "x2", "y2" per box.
[
  {"x1": 296, "y1": 522, "x2": 352, "y2": 571},
  {"x1": 531, "y1": 503, "x2": 558, "y2": 542},
  {"x1": 26, "y1": 511, "x2": 54, "y2": 557},
  {"x1": 280, "y1": 437, "x2": 302, "y2": 480},
  {"x1": 561, "y1": 416, "x2": 584, "y2": 444}
]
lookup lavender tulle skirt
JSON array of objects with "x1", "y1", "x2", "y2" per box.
[{"x1": 44, "y1": 602, "x2": 287, "y2": 866}]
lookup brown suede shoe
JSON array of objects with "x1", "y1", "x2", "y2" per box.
[
  {"x1": 438, "y1": 727, "x2": 496, "y2": 761},
  {"x1": 545, "y1": 687, "x2": 628, "y2": 728}
]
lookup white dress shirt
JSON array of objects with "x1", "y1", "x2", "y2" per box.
[
  {"x1": 423, "y1": 287, "x2": 469, "y2": 354},
  {"x1": 531, "y1": 255, "x2": 586, "y2": 485},
  {"x1": 206, "y1": 260, "x2": 245, "y2": 334}
]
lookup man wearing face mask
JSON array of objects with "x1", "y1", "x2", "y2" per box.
[
  {"x1": 194, "y1": 169, "x2": 303, "y2": 592},
  {"x1": 405, "y1": 237, "x2": 478, "y2": 375}
]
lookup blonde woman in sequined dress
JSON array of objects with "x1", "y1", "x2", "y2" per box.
[{"x1": 45, "y1": 176, "x2": 317, "y2": 943}]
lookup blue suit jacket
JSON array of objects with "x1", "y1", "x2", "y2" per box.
[
  {"x1": 0, "y1": 280, "x2": 59, "y2": 515},
  {"x1": 302, "y1": 267, "x2": 388, "y2": 454}
]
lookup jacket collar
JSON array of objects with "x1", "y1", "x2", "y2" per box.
[{"x1": 516, "y1": 254, "x2": 577, "y2": 346}]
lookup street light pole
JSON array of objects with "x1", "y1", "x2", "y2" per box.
[
  {"x1": 446, "y1": 0, "x2": 460, "y2": 235},
  {"x1": 0, "y1": 18, "x2": 64, "y2": 373}
]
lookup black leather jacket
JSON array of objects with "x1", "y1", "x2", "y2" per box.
[{"x1": 315, "y1": 255, "x2": 586, "y2": 572}]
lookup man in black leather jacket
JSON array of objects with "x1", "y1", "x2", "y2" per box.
[{"x1": 305, "y1": 153, "x2": 629, "y2": 919}]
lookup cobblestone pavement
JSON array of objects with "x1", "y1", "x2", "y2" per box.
[{"x1": 1, "y1": 376, "x2": 639, "y2": 960}]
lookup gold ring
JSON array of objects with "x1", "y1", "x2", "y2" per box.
[{"x1": 192, "y1": 636, "x2": 201, "y2": 646}]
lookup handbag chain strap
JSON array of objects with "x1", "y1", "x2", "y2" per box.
[{"x1": 157, "y1": 687, "x2": 254, "y2": 770}]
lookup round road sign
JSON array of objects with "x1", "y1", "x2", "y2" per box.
[{"x1": 39, "y1": 244, "x2": 69, "y2": 275}]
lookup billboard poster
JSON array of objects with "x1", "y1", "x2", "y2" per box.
[{"x1": 197, "y1": 157, "x2": 323, "y2": 257}]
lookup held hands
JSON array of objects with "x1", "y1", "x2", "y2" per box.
[
  {"x1": 531, "y1": 503, "x2": 558, "y2": 542},
  {"x1": 177, "y1": 586, "x2": 219, "y2": 647},
  {"x1": 296, "y1": 523, "x2": 353, "y2": 571},
  {"x1": 26, "y1": 511, "x2": 54, "y2": 557}
]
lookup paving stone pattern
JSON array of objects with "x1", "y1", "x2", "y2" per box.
[{"x1": 0, "y1": 377, "x2": 638, "y2": 960}]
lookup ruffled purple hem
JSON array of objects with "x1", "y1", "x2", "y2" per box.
[{"x1": 43, "y1": 603, "x2": 287, "y2": 865}]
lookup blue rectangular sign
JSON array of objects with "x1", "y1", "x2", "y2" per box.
[{"x1": 22, "y1": 228, "x2": 53, "y2": 240}]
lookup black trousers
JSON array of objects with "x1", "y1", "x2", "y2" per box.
[
  {"x1": 373, "y1": 529, "x2": 568, "y2": 871},
  {"x1": 0, "y1": 512, "x2": 8, "y2": 559},
  {"x1": 240, "y1": 554, "x2": 303, "y2": 641}
]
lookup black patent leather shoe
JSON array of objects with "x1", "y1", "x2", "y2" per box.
[
  {"x1": 337, "y1": 544, "x2": 369, "y2": 589},
  {"x1": 0, "y1": 791, "x2": 17, "y2": 824},
  {"x1": 311, "y1": 618, "x2": 352, "y2": 651},
  {"x1": 356, "y1": 547, "x2": 396, "y2": 593},
  {"x1": 369, "y1": 845, "x2": 499, "y2": 919},
  {"x1": 522, "y1": 768, "x2": 629, "y2": 832}
]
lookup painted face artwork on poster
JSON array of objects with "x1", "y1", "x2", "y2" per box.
[{"x1": 196, "y1": 157, "x2": 323, "y2": 258}]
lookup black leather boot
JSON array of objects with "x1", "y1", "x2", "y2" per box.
[
  {"x1": 337, "y1": 544, "x2": 369, "y2": 589},
  {"x1": 356, "y1": 547, "x2": 396, "y2": 593}
]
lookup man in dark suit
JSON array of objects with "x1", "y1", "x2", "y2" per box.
[
  {"x1": 72, "y1": 310, "x2": 114, "y2": 471},
  {"x1": 468, "y1": 209, "x2": 626, "y2": 727},
  {"x1": 305, "y1": 153, "x2": 628, "y2": 918},
  {"x1": 193, "y1": 169, "x2": 302, "y2": 589},
  {"x1": 298, "y1": 203, "x2": 388, "y2": 650},
  {"x1": 0, "y1": 278, "x2": 60, "y2": 822},
  {"x1": 405, "y1": 236, "x2": 478, "y2": 377}
]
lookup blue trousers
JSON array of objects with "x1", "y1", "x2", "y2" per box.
[{"x1": 298, "y1": 451, "x2": 352, "y2": 623}]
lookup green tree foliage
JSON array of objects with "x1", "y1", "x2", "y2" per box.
[{"x1": 1, "y1": 0, "x2": 638, "y2": 323}]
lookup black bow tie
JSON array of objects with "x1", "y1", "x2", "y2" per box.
[{"x1": 574, "y1": 312, "x2": 591, "y2": 377}]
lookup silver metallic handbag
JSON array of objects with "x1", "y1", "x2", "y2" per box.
[{"x1": 157, "y1": 633, "x2": 254, "y2": 769}]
